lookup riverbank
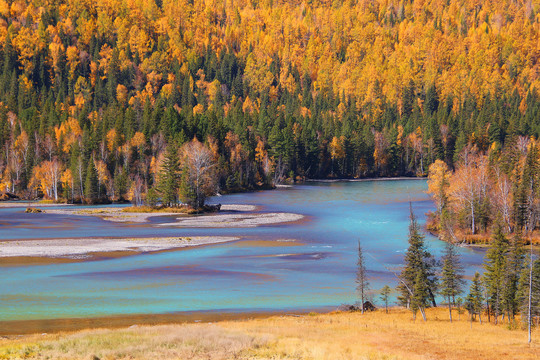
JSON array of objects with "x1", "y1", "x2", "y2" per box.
[
  {"x1": 0, "y1": 236, "x2": 239, "y2": 261},
  {"x1": 0, "y1": 307, "x2": 537, "y2": 359},
  {"x1": 305, "y1": 176, "x2": 426, "y2": 182}
]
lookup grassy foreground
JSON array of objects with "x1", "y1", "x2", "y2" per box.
[{"x1": 1, "y1": 308, "x2": 539, "y2": 360}]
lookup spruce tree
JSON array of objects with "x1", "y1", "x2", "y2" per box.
[
  {"x1": 483, "y1": 224, "x2": 509, "y2": 324},
  {"x1": 380, "y1": 285, "x2": 391, "y2": 314},
  {"x1": 355, "y1": 240, "x2": 369, "y2": 314},
  {"x1": 502, "y1": 234, "x2": 525, "y2": 322},
  {"x1": 466, "y1": 272, "x2": 485, "y2": 325},
  {"x1": 84, "y1": 160, "x2": 98, "y2": 204},
  {"x1": 411, "y1": 266, "x2": 429, "y2": 321},
  {"x1": 518, "y1": 252, "x2": 540, "y2": 342},
  {"x1": 397, "y1": 205, "x2": 437, "y2": 316},
  {"x1": 158, "y1": 144, "x2": 180, "y2": 207},
  {"x1": 440, "y1": 242, "x2": 465, "y2": 322}
]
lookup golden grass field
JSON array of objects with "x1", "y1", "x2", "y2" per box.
[{"x1": 1, "y1": 307, "x2": 539, "y2": 360}]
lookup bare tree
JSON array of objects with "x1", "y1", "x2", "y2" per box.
[
  {"x1": 356, "y1": 240, "x2": 370, "y2": 313},
  {"x1": 180, "y1": 137, "x2": 217, "y2": 209}
]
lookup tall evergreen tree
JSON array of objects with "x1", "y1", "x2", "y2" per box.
[
  {"x1": 518, "y1": 248, "x2": 540, "y2": 343},
  {"x1": 466, "y1": 272, "x2": 485, "y2": 325},
  {"x1": 380, "y1": 285, "x2": 391, "y2": 314},
  {"x1": 397, "y1": 205, "x2": 437, "y2": 316},
  {"x1": 355, "y1": 240, "x2": 369, "y2": 314},
  {"x1": 502, "y1": 234, "x2": 525, "y2": 322},
  {"x1": 483, "y1": 224, "x2": 510, "y2": 324},
  {"x1": 158, "y1": 144, "x2": 180, "y2": 207},
  {"x1": 440, "y1": 242, "x2": 465, "y2": 322},
  {"x1": 84, "y1": 160, "x2": 98, "y2": 204}
]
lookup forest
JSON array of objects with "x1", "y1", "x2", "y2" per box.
[{"x1": 1, "y1": 0, "x2": 540, "y2": 205}]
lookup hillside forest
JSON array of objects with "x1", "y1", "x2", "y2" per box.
[{"x1": 1, "y1": 0, "x2": 540, "y2": 206}]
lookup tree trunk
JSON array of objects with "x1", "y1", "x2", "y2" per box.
[
  {"x1": 528, "y1": 241, "x2": 533, "y2": 344},
  {"x1": 420, "y1": 307, "x2": 427, "y2": 322},
  {"x1": 471, "y1": 202, "x2": 475, "y2": 234},
  {"x1": 448, "y1": 297, "x2": 453, "y2": 323}
]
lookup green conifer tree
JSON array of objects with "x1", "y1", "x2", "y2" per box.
[
  {"x1": 466, "y1": 272, "x2": 485, "y2": 324},
  {"x1": 84, "y1": 160, "x2": 98, "y2": 204},
  {"x1": 483, "y1": 224, "x2": 510, "y2": 324},
  {"x1": 380, "y1": 285, "x2": 391, "y2": 314},
  {"x1": 397, "y1": 205, "x2": 437, "y2": 314},
  {"x1": 440, "y1": 242, "x2": 465, "y2": 322},
  {"x1": 158, "y1": 144, "x2": 180, "y2": 207}
]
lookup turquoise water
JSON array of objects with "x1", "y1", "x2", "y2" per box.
[{"x1": 0, "y1": 180, "x2": 485, "y2": 321}]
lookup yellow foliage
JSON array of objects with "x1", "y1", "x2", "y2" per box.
[
  {"x1": 54, "y1": 118, "x2": 82, "y2": 153},
  {"x1": 130, "y1": 131, "x2": 145, "y2": 148}
]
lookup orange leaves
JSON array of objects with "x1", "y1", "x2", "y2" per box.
[
  {"x1": 329, "y1": 136, "x2": 346, "y2": 161},
  {"x1": 243, "y1": 52, "x2": 274, "y2": 95},
  {"x1": 30, "y1": 158, "x2": 63, "y2": 200},
  {"x1": 130, "y1": 132, "x2": 146, "y2": 149},
  {"x1": 54, "y1": 118, "x2": 82, "y2": 153},
  {"x1": 116, "y1": 84, "x2": 129, "y2": 104},
  {"x1": 12, "y1": 26, "x2": 43, "y2": 74},
  {"x1": 427, "y1": 159, "x2": 450, "y2": 214}
]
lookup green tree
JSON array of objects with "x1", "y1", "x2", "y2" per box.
[
  {"x1": 502, "y1": 234, "x2": 525, "y2": 322},
  {"x1": 158, "y1": 144, "x2": 180, "y2": 207},
  {"x1": 518, "y1": 250, "x2": 540, "y2": 343},
  {"x1": 84, "y1": 160, "x2": 98, "y2": 204},
  {"x1": 397, "y1": 205, "x2": 437, "y2": 313},
  {"x1": 380, "y1": 285, "x2": 391, "y2": 314},
  {"x1": 483, "y1": 224, "x2": 509, "y2": 324},
  {"x1": 440, "y1": 242, "x2": 465, "y2": 322},
  {"x1": 465, "y1": 272, "x2": 485, "y2": 325}
]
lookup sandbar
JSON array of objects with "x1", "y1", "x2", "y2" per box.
[
  {"x1": 44, "y1": 204, "x2": 260, "y2": 223},
  {"x1": 0, "y1": 236, "x2": 239, "y2": 259},
  {"x1": 158, "y1": 212, "x2": 304, "y2": 228}
]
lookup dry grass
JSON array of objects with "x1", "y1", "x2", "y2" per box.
[
  {"x1": 1, "y1": 308, "x2": 539, "y2": 359},
  {"x1": 0, "y1": 324, "x2": 265, "y2": 360}
]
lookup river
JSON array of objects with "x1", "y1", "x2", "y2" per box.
[{"x1": 0, "y1": 179, "x2": 485, "y2": 322}]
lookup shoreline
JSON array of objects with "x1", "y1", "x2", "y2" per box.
[
  {"x1": 305, "y1": 176, "x2": 425, "y2": 183},
  {"x1": 0, "y1": 201, "x2": 75, "y2": 208},
  {"x1": 0, "y1": 307, "x2": 333, "y2": 336}
]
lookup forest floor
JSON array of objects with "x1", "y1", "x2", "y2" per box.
[{"x1": 0, "y1": 307, "x2": 538, "y2": 359}]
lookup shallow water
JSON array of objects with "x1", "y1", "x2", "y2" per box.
[{"x1": 0, "y1": 180, "x2": 485, "y2": 321}]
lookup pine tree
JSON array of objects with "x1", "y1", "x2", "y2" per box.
[
  {"x1": 483, "y1": 224, "x2": 509, "y2": 324},
  {"x1": 397, "y1": 205, "x2": 437, "y2": 316},
  {"x1": 380, "y1": 285, "x2": 391, "y2": 314},
  {"x1": 411, "y1": 266, "x2": 429, "y2": 321},
  {"x1": 158, "y1": 144, "x2": 180, "y2": 207},
  {"x1": 355, "y1": 240, "x2": 369, "y2": 314},
  {"x1": 502, "y1": 234, "x2": 525, "y2": 322},
  {"x1": 518, "y1": 250, "x2": 540, "y2": 342},
  {"x1": 466, "y1": 272, "x2": 485, "y2": 324},
  {"x1": 84, "y1": 160, "x2": 98, "y2": 204},
  {"x1": 440, "y1": 242, "x2": 465, "y2": 322}
]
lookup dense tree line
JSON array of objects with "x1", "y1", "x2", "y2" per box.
[
  {"x1": 2, "y1": 0, "x2": 540, "y2": 204},
  {"x1": 427, "y1": 138, "x2": 540, "y2": 242}
]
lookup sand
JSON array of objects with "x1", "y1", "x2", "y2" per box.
[
  {"x1": 43, "y1": 204, "x2": 303, "y2": 227},
  {"x1": 44, "y1": 204, "x2": 261, "y2": 223},
  {"x1": 158, "y1": 212, "x2": 304, "y2": 228},
  {"x1": 0, "y1": 236, "x2": 239, "y2": 258},
  {"x1": 0, "y1": 202, "x2": 74, "y2": 208}
]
